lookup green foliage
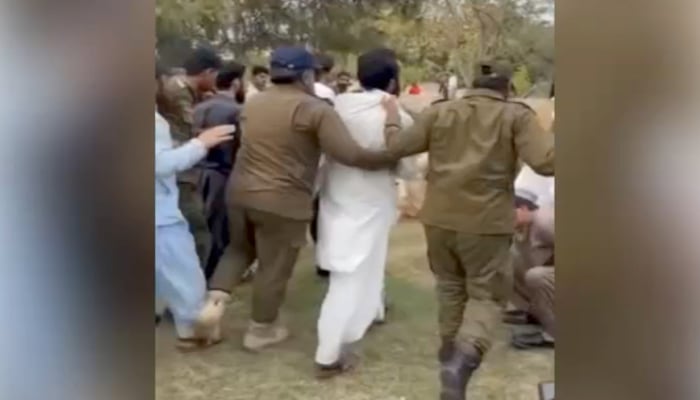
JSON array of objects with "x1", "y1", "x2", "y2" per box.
[
  {"x1": 512, "y1": 65, "x2": 533, "y2": 95},
  {"x1": 401, "y1": 65, "x2": 427, "y2": 85},
  {"x1": 155, "y1": 0, "x2": 554, "y2": 84}
]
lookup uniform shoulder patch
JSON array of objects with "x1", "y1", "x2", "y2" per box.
[
  {"x1": 162, "y1": 76, "x2": 185, "y2": 95},
  {"x1": 173, "y1": 76, "x2": 187, "y2": 89},
  {"x1": 508, "y1": 98, "x2": 536, "y2": 113}
]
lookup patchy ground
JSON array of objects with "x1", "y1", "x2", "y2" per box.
[{"x1": 156, "y1": 220, "x2": 553, "y2": 400}]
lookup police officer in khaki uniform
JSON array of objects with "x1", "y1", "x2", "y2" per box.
[
  {"x1": 159, "y1": 46, "x2": 223, "y2": 265},
  {"x1": 381, "y1": 60, "x2": 555, "y2": 399},
  {"x1": 207, "y1": 46, "x2": 399, "y2": 352}
]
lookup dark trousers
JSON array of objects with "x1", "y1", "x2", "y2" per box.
[
  {"x1": 310, "y1": 196, "x2": 319, "y2": 243},
  {"x1": 199, "y1": 169, "x2": 230, "y2": 280},
  {"x1": 310, "y1": 196, "x2": 329, "y2": 276},
  {"x1": 178, "y1": 181, "x2": 211, "y2": 266}
]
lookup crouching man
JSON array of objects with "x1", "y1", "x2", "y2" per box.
[{"x1": 507, "y1": 163, "x2": 555, "y2": 348}]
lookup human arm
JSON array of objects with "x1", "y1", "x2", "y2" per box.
[
  {"x1": 310, "y1": 102, "x2": 396, "y2": 170},
  {"x1": 513, "y1": 107, "x2": 554, "y2": 176},
  {"x1": 383, "y1": 98, "x2": 434, "y2": 159},
  {"x1": 155, "y1": 123, "x2": 235, "y2": 177},
  {"x1": 532, "y1": 205, "x2": 555, "y2": 246}
]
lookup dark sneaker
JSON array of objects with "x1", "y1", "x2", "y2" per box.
[
  {"x1": 503, "y1": 310, "x2": 540, "y2": 325},
  {"x1": 316, "y1": 266, "x2": 330, "y2": 278},
  {"x1": 315, "y1": 352, "x2": 358, "y2": 380},
  {"x1": 512, "y1": 331, "x2": 555, "y2": 350}
]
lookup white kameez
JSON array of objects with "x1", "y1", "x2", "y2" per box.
[{"x1": 314, "y1": 90, "x2": 417, "y2": 365}]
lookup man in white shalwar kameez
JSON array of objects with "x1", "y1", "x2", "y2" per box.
[{"x1": 314, "y1": 49, "x2": 419, "y2": 378}]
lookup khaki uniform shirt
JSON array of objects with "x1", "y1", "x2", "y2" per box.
[
  {"x1": 385, "y1": 88, "x2": 555, "y2": 234},
  {"x1": 229, "y1": 85, "x2": 399, "y2": 221},
  {"x1": 159, "y1": 76, "x2": 203, "y2": 185}
]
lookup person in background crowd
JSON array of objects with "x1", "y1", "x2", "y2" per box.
[
  {"x1": 378, "y1": 59, "x2": 554, "y2": 399},
  {"x1": 208, "y1": 46, "x2": 399, "y2": 353},
  {"x1": 314, "y1": 48, "x2": 419, "y2": 379},
  {"x1": 335, "y1": 71, "x2": 352, "y2": 94},
  {"x1": 246, "y1": 65, "x2": 270, "y2": 99},
  {"x1": 155, "y1": 62, "x2": 236, "y2": 350},
  {"x1": 192, "y1": 61, "x2": 247, "y2": 282},
  {"x1": 437, "y1": 72, "x2": 449, "y2": 100},
  {"x1": 447, "y1": 70, "x2": 459, "y2": 99},
  {"x1": 159, "y1": 46, "x2": 223, "y2": 266},
  {"x1": 408, "y1": 81, "x2": 422, "y2": 95},
  {"x1": 314, "y1": 53, "x2": 337, "y2": 102}
]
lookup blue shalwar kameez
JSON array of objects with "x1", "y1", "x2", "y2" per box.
[{"x1": 155, "y1": 111, "x2": 208, "y2": 338}]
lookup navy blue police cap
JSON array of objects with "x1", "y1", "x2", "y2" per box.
[{"x1": 269, "y1": 46, "x2": 319, "y2": 79}]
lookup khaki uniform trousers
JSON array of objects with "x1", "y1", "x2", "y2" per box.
[
  {"x1": 424, "y1": 225, "x2": 512, "y2": 354},
  {"x1": 210, "y1": 205, "x2": 307, "y2": 323},
  {"x1": 524, "y1": 266, "x2": 555, "y2": 337},
  {"x1": 178, "y1": 181, "x2": 211, "y2": 266},
  {"x1": 511, "y1": 206, "x2": 555, "y2": 337}
]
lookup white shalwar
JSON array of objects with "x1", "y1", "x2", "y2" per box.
[{"x1": 314, "y1": 90, "x2": 417, "y2": 365}]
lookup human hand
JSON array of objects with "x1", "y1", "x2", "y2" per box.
[
  {"x1": 515, "y1": 207, "x2": 534, "y2": 229},
  {"x1": 197, "y1": 125, "x2": 236, "y2": 149},
  {"x1": 381, "y1": 95, "x2": 400, "y2": 119}
]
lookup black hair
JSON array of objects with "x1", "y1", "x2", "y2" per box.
[
  {"x1": 252, "y1": 65, "x2": 270, "y2": 76},
  {"x1": 183, "y1": 46, "x2": 223, "y2": 75},
  {"x1": 216, "y1": 62, "x2": 247, "y2": 90},
  {"x1": 472, "y1": 75, "x2": 510, "y2": 93},
  {"x1": 270, "y1": 76, "x2": 296, "y2": 85},
  {"x1": 357, "y1": 48, "x2": 400, "y2": 92},
  {"x1": 315, "y1": 54, "x2": 335, "y2": 73}
]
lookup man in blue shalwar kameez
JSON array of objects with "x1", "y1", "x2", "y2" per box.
[{"x1": 155, "y1": 67, "x2": 235, "y2": 349}]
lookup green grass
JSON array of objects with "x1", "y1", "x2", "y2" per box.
[{"x1": 156, "y1": 220, "x2": 553, "y2": 400}]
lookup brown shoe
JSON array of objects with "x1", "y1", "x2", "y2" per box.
[
  {"x1": 175, "y1": 336, "x2": 223, "y2": 352},
  {"x1": 192, "y1": 292, "x2": 226, "y2": 341},
  {"x1": 315, "y1": 352, "x2": 358, "y2": 380},
  {"x1": 242, "y1": 320, "x2": 290, "y2": 352}
]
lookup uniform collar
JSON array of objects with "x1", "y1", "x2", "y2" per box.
[
  {"x1": 464, "y1": 88, "x2": 507, "y2": 101},
  {"x1": 269, "y1": 83, "x2": 312, "y2": 95}
]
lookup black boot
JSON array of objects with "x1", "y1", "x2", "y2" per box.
[
  {"x1": 316, "y1": 265, "x2": 330, "y2": 278},
  {"x1": 439, "y1": 344, "x2": 482, "y2": 400},
  {"x1": 438, "y1": 337, "x2": 455, "y2": 362}
]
